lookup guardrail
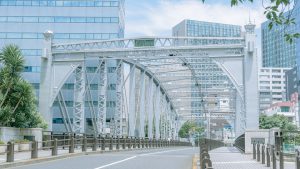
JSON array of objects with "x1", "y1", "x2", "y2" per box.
[
  {"x1": 234, "y1": 134, "x2": 245, "y2": 152},
  {"x1": 1, "y1": 134, "x2": 191, "y2": 164},
  {"x1": 199, "y1": 138, "x2": 224, "y2": 169}
]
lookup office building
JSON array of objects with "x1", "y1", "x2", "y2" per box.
[
  {"x1": 0, "y1": 0, "x2": 125, "y2": 133},
  {"x1": 258, "y1": 68, "x2": 290, "y2": 112},
  {"x1": 261, "y1": 2, "x2": 300, "y2": 68}
]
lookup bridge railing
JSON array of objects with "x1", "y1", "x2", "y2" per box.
[
  {"x1": 198, "y1": 138, "x2": 224, "y2": 169},
  {"x1": 234, "y1": 134, "x2": 245, "y2": 152},
  {"x1": 1, "y1": 133, "x2": 191, "y2": 164}
]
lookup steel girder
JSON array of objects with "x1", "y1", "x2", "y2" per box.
[{"x1": 40, "y1": 33, "x2": 258, "y2": 137}]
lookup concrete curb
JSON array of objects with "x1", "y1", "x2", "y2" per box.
[{"x1": 0, "y1": 147, "x2": 169, "y2": 168}]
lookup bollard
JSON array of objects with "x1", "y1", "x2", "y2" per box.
[
  {"x1": 257, "y1": 143, "x2": 260, "y2": 162},
  {"x1": 116, "y1": 136, "x2": 120, "y2": 150},
  {"x1": 261, "y1": 144, "x2": 265, "y2": 164},
  {"x1": 272, "y1": 145, "x2": 276, "y2": 169},
  {"x1": 149, "y1": 139, "x2": 152, "y2": 148},
  {"x1": 69, "y1": 135, "x2": 75, "y2": 153},
  {"x1": 122, "y1": 137, "x2": 126, "y2": 149},
  {"x1": 138, "y1": 138, "x2": 141, "y2": 148},
  {"x1": 200, "y1": 158, "x2": 213, "y2": 169},
  {"x1": 82, "y1": 136, "x2": 87, "y2": 152},
  {"x1": 253, "y1": 142, "x2": 256, "y2": 159},
  {"x1": 109, "y1": 137, "x2": 113, "y2": 151},
  {"x1": 101, "y1": 136, "x2": 105, "y2": 151},
  {"x1": 279, "y1": 147, "x2": 284, "y2": 169},
  {"x1": 91, "y1": 137, "x2": 97, "y2": 151},
  {"x1": 6, "y1": 142, "x2": 14, "y2": 162},
  {"x1": 266, "y1": 145, "x2": 270, "y2": 167},
  {"x1": 128, "y1": 137, "x2": 131, "y2": 149},
  {"x1": 141, "y1": 138, "x2": 145, "y2": 148},
  {"x1": 31, "y1": 140, "x2": 38, "y2": 159},
  {"x1": 52, "y1": 139, "x2": 58, "y2": 156},
  {"x1": 296, "y1": 149, "x2": 300, "y2": 169},
  {"x1": 133, "y1": 137, "x2": 136, "y2": 149}
]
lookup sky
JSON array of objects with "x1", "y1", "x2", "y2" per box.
[
  {"x1": 124, "y1": 0, "x2": 267, "y2": 37},
  {"x1": 124, "y1": 0, "x2": 267, "y2": 65}
]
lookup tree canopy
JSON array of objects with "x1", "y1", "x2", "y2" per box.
[
  {"x1": 259, "y1": 114, "x2": 297, "y2": 130},
  {"x1": 0, "y1": 45, "x2": 47, "y2": 129},
  {"x1": 201, "y1": 0, "x2": 300, "y2": 42},
  {"x1": 178, "y1": 121, "x2": 204, "y2": 138}
]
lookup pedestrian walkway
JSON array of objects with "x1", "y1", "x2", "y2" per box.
[{"x1": 209, "y1": 147, "x2": 295, "y2": 169}]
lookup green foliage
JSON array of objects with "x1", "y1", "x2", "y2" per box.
[
  {"x1": 201, "y1": 0, "x2": 299, "y2": 43},
  {"x1": 178, "y1": 121, "x2": 204, "y2": 138},
  {"x1": 0, "y1": 45, "x2": 47, "y2": 129},
  {"x1": 259, "y1": 114, "x2": 297, "y2": 130},
  {"x1": 12, "y1": 139, "x2": 30, "y2": 144},
  {"x1": 0, "y1": 141, "x2": 5, "y2": 144}
]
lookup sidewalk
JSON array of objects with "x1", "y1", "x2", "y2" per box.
[{"x1": 209, "y1": 147, "x2": 295, "y2": 169}]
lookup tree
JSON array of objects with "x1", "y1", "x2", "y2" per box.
[
  {"x1": 0, "y1": 45, "x2": 47, "y2": 129},
  {"x1": 259, "y1": 114, "x2": 297, "y2": 130},
  {"x1": 201, "y1": 0, "x2": 300, "y2": 42},
  {"x1": 178, "y1": 121, "x2": 204, "y2": 138}
]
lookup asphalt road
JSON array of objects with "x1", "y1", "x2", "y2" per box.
[{"x1": 9, "y1": 147, "x2": 197, "y2": 169}]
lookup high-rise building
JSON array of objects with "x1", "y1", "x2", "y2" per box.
[
  {"x1": 258, "y1": 67, "x2": 290, "y2": 112},
  {"x1": 261, "y1": 2, "x2": 300, "y2": 68},
  {"x1": 172, "y1": 20, "x2": 241, "y2": 138},
  {"x1": 0, "y1": 0, "x2": 125, "y2": 133},
  {"x1": 173, "y1": 19, "x2": 241, "y2": 114}
]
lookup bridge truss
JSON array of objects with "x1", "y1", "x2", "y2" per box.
[{"x1": 39, "y1": 25, "x2": 258, "y2": 138}]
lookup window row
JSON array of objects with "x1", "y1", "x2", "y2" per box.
[
  {"x1": 0, "y1": 0, "x2": 119, "y2": 7},
  {"x1": 0, "y1": 16, "x2": 119, "y2": 23},
  {"x1": 0, "y1": 32, "x2": 119, "y2": 40}
]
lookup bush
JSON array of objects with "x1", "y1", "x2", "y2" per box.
[{"x1": 0, "y1": 141, "x2": 5, "y2": 144}]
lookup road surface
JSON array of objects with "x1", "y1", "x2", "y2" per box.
[{"x1": 9, "y1": 147, "x2": 197, "y2": 169}]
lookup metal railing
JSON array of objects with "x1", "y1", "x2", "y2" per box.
[
  {"x1": 234, "y1": 134, "x2": 245, "y2": 152},
  {"x1": 199, "y1": 138, "x2": 224, "y2": 169},
  {"x1": 1, "y1": 133, "x2": 191, "y2": 164}
]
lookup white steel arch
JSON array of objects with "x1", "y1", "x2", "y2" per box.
[{"x1": 39, "y1": 24, "x2": 258, "y2": 137}]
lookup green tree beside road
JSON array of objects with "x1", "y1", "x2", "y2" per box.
[
  {"x1": 259, "y1": 114, "x2": 297, "y2": 130},
  {"x1": 178, "y1": 121, "x2": 204, "y2": 138},
  {"x1": 0, "y1": 45, "x2": 47, "y2": 129}
]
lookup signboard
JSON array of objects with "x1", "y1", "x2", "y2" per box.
[
  {"x1": 134, "y1": 39, "x2": 155, "y2": 47},
  {"x1": 251, "y1": 138, "x2": 265, "y2": 144}
]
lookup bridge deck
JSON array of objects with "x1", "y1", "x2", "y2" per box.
[{"x1": 208, "y1": 147, "x2": 294, "y2": 169}]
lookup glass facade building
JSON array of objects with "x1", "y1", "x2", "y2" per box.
[
  {"x1": 172, "y1": 20, "x2": 241, "y2": 116},
  {"x1": 0, "y1": 0, "x2": 125, "y2": 132},
  {"x1": 261, "y1": 4, "x2": 300, "y2": 68}
]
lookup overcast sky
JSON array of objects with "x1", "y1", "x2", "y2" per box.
[{"x1": 124, "y1": 0, "x2": 267, "y2": 37}]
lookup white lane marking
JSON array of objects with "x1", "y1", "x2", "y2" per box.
[
  {"x1": 94, "y1": 148, "x2": 193, "y2": 169},
  {"x1": 94, "y1": 156, "x2": 137, "y2": 169}
]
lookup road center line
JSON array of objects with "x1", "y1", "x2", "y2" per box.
[
  {"x1": 93, "y1": 147, "x2": 193, "y2": 169},
  {"x1": 94, "y1": 156, "x2": 137, "y2": 169}
]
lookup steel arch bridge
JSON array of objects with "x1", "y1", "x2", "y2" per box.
[{"x1": 39, "y1": 24, "x2": 258, "y2": 139}]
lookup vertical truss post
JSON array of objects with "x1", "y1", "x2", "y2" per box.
[
  {"x1": 128, "y1": 64, "x2": 136, "y2": 137},
  {"x1": 98, "y1": 60, "x2": 107, "y2": 134},
  {"x1": 155, "y1": 86, "x2": 161, "y2": 140},
  {"x1": 139, "y1": 71, "x2": 146, "y2": 138},
  {"x1": 115, "y1": 60, "x2": 123, "y2": 136},
  {"x1": 167, "y1": 102, "x2": 171, "y2": 139},
  {"x1": 73, "y1": 64, "x2": 85, "y2": 133},
  {"x1": 147, "y1": 77, "x2": 155, "y2": 139}
]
